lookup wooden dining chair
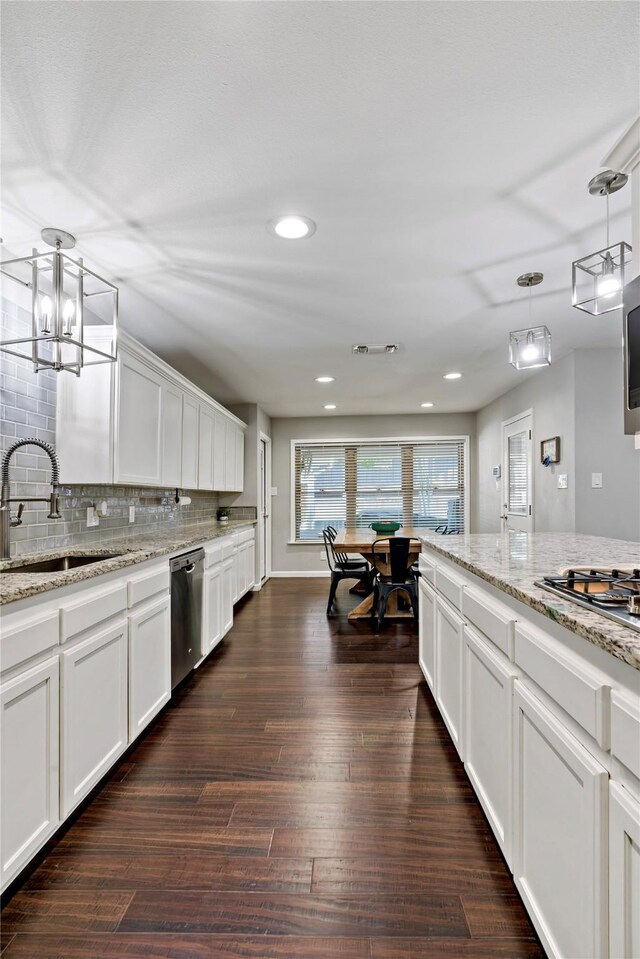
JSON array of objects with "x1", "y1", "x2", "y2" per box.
[
  {"x1": 370, "y1": 536, "x2": 419, "y2": 632},
  {"x1": 322, "y1": 528, "x2": 372, "y2": 616}
]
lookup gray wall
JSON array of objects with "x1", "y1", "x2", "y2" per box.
[
  {"x1": 271, "y1": 412, "x2": 476, "y2": 574},
  {"x1": 574, "y1": 349, "x2": 640, "y2": 542},
  {"x1": 475, "y1": 353, "x2": 576, "y2": 533}
]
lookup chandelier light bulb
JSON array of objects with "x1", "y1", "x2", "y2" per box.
[
  {"x1": 62, "y1": 298, "x2": 75, "y2": 335},
  {"x1": 521, "y1": 331, "x2": 539, "y2": 362},
  {"x1": 39, "y1": 295, "x2": 52, "y2": 334},
  {"x1": 597, "y1": 253, "x2": 620, "y2": 298}
]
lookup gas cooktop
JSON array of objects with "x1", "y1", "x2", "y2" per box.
[{"x1": 536, "y1": 567, "x2": 640, "y2": 633}]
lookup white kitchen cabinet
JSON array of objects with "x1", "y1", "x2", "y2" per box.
[
  {"x1": 61, "y1": 620, "x2": 128, "y2": 817},
  {"x1": 203, "y1": 564, "x2": 223, "y2": 656},
  {"x1": 198, "y1": 405, "x2": 215, "y2": 490},
  {"x1": 181, "y1": 393, "x2": 200, "y2": 489},
  {"x1": 512, "y1": 680, "x2": 608, "y2": 959},
  {"x1": 246, "y1": 537, "x2": 255, "y2": 592},
  {"x1": 610, "y1": 780, "x2": 640, "y2": 959},
  {"x1": 116, "y1": 351, "x2": 163, "y2": 485},
  {"x1": 129, "y1": 595, "x2": 171, "y2": 740},
  {"x1": 0, "y1": 657, "x2": 59, "y2": 889},
  {"x1": 434, "y1": 594, "x2": 464, "y2": 757},
  {"x1": 56, "y1": 331, "x2": 246, "y2": 489},
  {"x1": 464, "y1": 625, "x2": 518, "y2": 863},
  {"x1": 234, "y1": 425, "x2": 244, "y2": 491},
  {"x1": 418, "y1": 576, "x2": 436, "y2": 690},
  {"x1": 161, "y1": 380, "x2": 183, "y2": 487},
  {"x1": 221, "y1": 558, "x2": 234, "y2": 636},
  {"x1": 213, "y1": 413, "x2": 226, "y2": 491},
  {"x1": 224, "y1": 420, "x2": 237, "y2": 491}
]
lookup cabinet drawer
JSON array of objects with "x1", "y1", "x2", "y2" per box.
[
  {"x1": 204, "y1": 541, "x2": 224, "y2": 568},
  {"x1": 220, "y1": 536, "x2": 236, "y2": 560},
  {"x1": 61, "y1": 582, "x2": 128, "y2": 643},
  {"x1": 611, "y1": 691, "x2": 640, "y2": 780},
  {"x1": 0, "y1": 609, "x2": 59, "y2": 674},
  {"x1": 127, "y1": 564, "x2": 170, "y2": 608},
  {"x1": 435, "y1": 565, "x2": 464, "y2": 610},
  {"x1": 235, "y1": 528, "x2": 254, "y2": 546},
  {"x1": 514, "y1": 622, "x2": 610, "y2": 747},
  {"x1": 418, "y1": 553, "x2": 436, "y2": 584},
  {"x1": 462, "y1": 587, "x2": 515, "y2": 659}
]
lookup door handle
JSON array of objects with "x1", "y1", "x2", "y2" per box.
[{"x1": 184, "y1": 564, "x2": 195, "y2": 573}]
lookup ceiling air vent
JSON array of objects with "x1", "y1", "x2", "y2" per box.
[{"x1": 352, "y1": 344, "x2": 399, "y2": 355}]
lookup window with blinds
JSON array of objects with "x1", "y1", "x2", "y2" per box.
[{"x1": 293, "y1": 438, "x2": 467, "y2": 541}]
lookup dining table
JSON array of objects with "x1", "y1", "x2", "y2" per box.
[{"x1": 332, "y1": 527, "x2": 427, "y2": 620}]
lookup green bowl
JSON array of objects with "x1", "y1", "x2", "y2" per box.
[{"x1": 370, "y1": 521, "x2": 401, "y2": 535}]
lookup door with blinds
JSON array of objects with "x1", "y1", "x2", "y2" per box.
[
  {"x1": 501, "y1": 411, "x2": 533, "y2": 533},
  {"x1": 293, "y1": 438, "x2": 467, "y2": 541}
]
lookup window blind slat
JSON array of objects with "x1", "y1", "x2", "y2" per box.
[{"x1": 294, "y1": 439, "x2": 466, "y2": 541}]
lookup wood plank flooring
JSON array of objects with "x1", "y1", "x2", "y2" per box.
[{"x1": 1, "y1": 578, "x2": 544, "y2": 958}]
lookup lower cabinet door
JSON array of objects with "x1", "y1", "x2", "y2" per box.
[
  {"x1": 463, "y1": 625, "x2": 517, "y2": 863},
  {"x1": 221, "y1": 559, "x2": 234, "y2": 636},
  {"x1": 0, "y1": 657, "x2": 59, "y2": 890},
  {"x1": 512, "y1": 681, "x2": 608, "y2": 959},
  {"x1": 232, "y1": 548, "x2": 241, "y2": 604},
  {"x1": 434, "y1": 594, "x2": 464, "y2": 757},
  {"x1": 61, "y1": 620, "x2": 128, "y2": 817},
  {"x1": 246, "y1": 540, "x2": 256, "y2": 591},
  {"x1": 203, "y1": 565, "x2": 223, "y2": 656},
  {"x1": 418, "y1": 578, "x2": 436, "y2": 690},
  {"x1": 129, "y1": 596, "x2": 171, "y2": 740},
  {"x1": 610, "y1": 780, "x2": 640, "y2": 959}
]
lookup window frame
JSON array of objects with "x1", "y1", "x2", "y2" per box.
[{"x1": 289, "y1": 435, "x2": 470, "y2": 544}]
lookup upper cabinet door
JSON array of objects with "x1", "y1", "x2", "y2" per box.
[
  {"x1": 181, "y1": 394, "x2": 199, "y2": 490},
  {"x1": 234, "y1": 428, "x2": 245, "y2": 492},
  {"x1": 116, "y1": 353, "x2": 163, "y2": 486},
  {"x1": 213, "y1": 413, "x2": 226, "y2": 491},
  {"x1": 224, "y1": 421, "x2": 236, "y2": 491},
  {"x1": 161, "y1": 381, "x2": 183, "y2": 487},
  {"x1": 198, "y1": 405, "x2": 215, "y2": 490}
]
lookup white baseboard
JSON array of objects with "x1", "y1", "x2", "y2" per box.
[{"x1": 270, "y1": 570, "x2": 330, "y2": 578}]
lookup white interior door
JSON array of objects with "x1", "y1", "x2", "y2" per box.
[
  {"x1": 501, "y1": 410, "x2": 533, "y2": 533},
  {"x1": 259, "y1": 435, "x2": 271, "y2": 583}
]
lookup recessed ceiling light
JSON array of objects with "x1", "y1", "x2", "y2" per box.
[
  {"x1": 420, "y1": 402, "x2": 434, "y2": 408},
  {"x1": 324, "y1": 404, "x2": 337, "y2": 410},
  {"x1": 443, "y1": 372, "x2": 462, "y2": 380},
  {"x1": 267, "y1": 215, "x2": 316, "y2": 240},
  {"x1": 315, "y1": 376, "x2": 335, "y2": 383}
]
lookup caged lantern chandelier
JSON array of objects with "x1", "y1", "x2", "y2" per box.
[
  {"x1": 0, "y1": 229, "x2": 118, "y2": 375},
  {"x1": 509, "y1": 272, "x2": 551, "y2": 371},
  {"x1": 572, "y1": 170, "x2": 632, "y2": 316}
]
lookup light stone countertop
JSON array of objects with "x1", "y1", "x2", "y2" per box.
[
  {"x1": 419, "y1": 531, "x2": 640, "y2": 671},
  {"x1": 0, "y1": 520, "x2": 256, "y2": 606}
]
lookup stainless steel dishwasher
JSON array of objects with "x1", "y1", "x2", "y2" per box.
[{"x1": 170, "y1": 547, "x2": 205, "y2": 689}]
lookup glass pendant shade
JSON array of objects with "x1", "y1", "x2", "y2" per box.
[
  {"x1": 572, "y1": 240, "x2": 632, "y2": 315},
  {"x1": 0, "y1": 232, "x2": 118, "y2": 375},
  {"x1": 509, "y1": 326, "x2": 551, "y2": 370}
]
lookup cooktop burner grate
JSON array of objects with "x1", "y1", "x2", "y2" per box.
[{"x1": 536, "y1": 568, "x2": 640, "y2": 633}]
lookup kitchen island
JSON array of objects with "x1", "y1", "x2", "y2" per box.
[{"x1": 417, "y1": 530, "x2": 640, "y2": 959}]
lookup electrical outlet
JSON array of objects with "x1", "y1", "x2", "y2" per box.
[
  {"x1": 86, "y1": 506, "x2": 99, "y2": 528},
  {"x1": 591, "y1": 472, "x2": 603, "y2": 489},
  {"x1": 557, "y1": 474, "x2": 568, "y2": 489},
  {"x1": 129, "y1": 505, "x2": 136, "y2": 523}
]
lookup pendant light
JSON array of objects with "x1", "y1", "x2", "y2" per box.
[
  {"x1": 509, "y1": 272, "x2": 551, "y2": 370},
  {"x1": 0, "y1": 229, "x2": 118, "y2": 375},
  {"x1": 572, "y1": 170, "x2": 632, "y2": 315}
]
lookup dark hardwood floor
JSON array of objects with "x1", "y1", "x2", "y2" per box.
[{"x1": 1, "y1": 579, "x2": 544, "y2": 958}]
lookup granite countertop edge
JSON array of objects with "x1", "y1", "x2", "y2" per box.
[
  {"x1": 0, "y1": 520, "x2": 257, "y2": 606},
  {"x1": 419, "y1": 533, "x2": 640, "y2": 672}
]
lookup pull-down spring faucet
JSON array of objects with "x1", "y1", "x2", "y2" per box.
[{"x1": 0, "y1": 438, "x2": 61, "y2": 560}]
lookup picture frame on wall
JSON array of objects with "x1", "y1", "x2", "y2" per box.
[{"x1": 540, "y1": 436, "x2": 561, "y2": 465}]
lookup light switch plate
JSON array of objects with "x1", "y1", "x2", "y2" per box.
[
  {"x1": 591, "y1": 472, "x2": 603, "y2": 489},
  {"x1": 271, "y1": 487, "x2": 278, "y2": 496},
  {"x1": 557, "y1": 474, "x2": 568, "y2": 489}
]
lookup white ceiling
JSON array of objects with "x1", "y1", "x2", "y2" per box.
[{"x1": 1, "y1": 1, "x2": 638, "y2": 417}]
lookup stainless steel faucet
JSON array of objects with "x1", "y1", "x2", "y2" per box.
[{"x1": 0, "y1": 438, "x2": 61, "y2": 560}]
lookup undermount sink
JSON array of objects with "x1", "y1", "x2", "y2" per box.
[{"x1": 3, "y1": 554, "x2": 123, "y2": 574}]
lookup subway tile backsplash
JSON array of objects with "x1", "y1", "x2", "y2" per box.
[{"x1": 1, "y1": 300, "x2": 254, "y2": 558}]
